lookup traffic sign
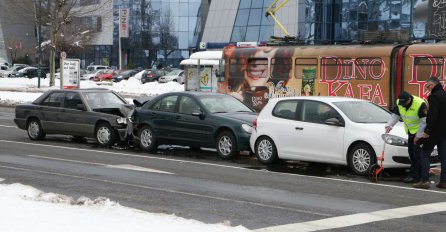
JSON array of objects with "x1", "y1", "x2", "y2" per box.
[{"x1": 60, "y1": 51, "x2": 67, "y2": 59}]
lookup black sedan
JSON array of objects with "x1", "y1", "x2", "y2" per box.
[
  {"x1": 131, "y1": 92, "x2": 257, "y2": 159},
  {"x1": 14, "y1": 89, "x2": 134, "y2": 146},
  {"x1": 112, "y1": 69, "x2": 140, "y2": 82},
  {"x1": 140, "y1": 69, "x2": 168, "y2": 83}
]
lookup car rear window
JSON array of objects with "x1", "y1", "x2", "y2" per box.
[{"x1": 272, "y1": 100, "x2": 299, "y2": 120}]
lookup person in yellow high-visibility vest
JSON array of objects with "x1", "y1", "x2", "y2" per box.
[{"x1": 385, "y1": 91, "x2": 428, "y2": 184}]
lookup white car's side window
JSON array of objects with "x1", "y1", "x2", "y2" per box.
[
  {"x1": 302, "y1": 101, "x2": 339, "y2": 124},
  {"x1": 272, "y1": 100, "x2": 298, "y2": 120}
]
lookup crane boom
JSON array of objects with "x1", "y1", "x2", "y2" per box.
[{"x1": 265, "y1": 0, "x2": 292, "y2": 37}]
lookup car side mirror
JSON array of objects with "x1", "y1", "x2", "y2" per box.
[
  {"x1": 191, "y1": 110, "x2": 205, "y2": 119},
  {"x1": 325, "y1": 117, "x2": 344, "y2": 127},
  {"x1": 76, "y1": 104, "x2": 86, "y2": 111}
]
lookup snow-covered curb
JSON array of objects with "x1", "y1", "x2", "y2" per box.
[{"x1": 0, "y1": 77, "x2": 185, "y2": 107}]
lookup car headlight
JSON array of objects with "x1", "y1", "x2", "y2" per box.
[
  {"x1": 241, "y1": 124, "x2": 253, "y2": 134},
  {"x1": 116, "y1": 117, "x2": 127, "y2": 125},
  {"x1": 382, "y1": 134, "x2": 407, "y2": 146}
]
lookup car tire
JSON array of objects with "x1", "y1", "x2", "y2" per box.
[
  {"x1": 138, "y1": 126, "x2": 157, "y2": 152},
  {"x1": 216, "y1": 130, "x2": 238, "y2": 160},
  {"x1": 95, "y1": 123, "x2": 117, "y2": 147},
  {"x1": 348, "y1": 143, "x2": 376, "y2": 175},
  {"x1": 27, "y1": 118, "x2": 46, "y2": 140},
  {"x1": 255, "y1": 136, "x2": 278, "y2": 165}
]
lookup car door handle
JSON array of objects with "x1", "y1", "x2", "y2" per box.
[{"x1": 295, "y1": 127, "x2": 304, "y2": 130}]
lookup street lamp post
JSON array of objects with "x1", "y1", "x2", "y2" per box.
[{"x1": 35, "y1": 0, "x2": 43, "y2": 88}]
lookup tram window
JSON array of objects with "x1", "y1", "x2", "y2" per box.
[
  {"x1": 414, "y1": 57, "x2": 444, "y2": 81},
  {"x1": 355, "y1": 58, "x2": 383, "y2": 80},
  {"x1": 295, "y1": 58, "x2": 317, "y2": 80},
  {"x1": 229, "y1": 58, "x2": 246, "y2": 79},
  {"x1": 272, "y1": 58, "x2": 292, "y2": 81},
  {"x1": 321, "y1": 57, "x2": 352, "y2": 80}
]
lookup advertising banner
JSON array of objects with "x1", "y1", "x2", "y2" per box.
[
  {"x1": 119, "y1": 8, "x2": 129, "y2": 38},
  {"x1": 61, "y1": 59, "x2": 80, "y2": 89}
]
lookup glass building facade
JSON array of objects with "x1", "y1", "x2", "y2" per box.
[
  {"x1": 305, "y1": 0, "x2": 426, "y2": 43},
  {"x1": 230, "y1": 0, "x2": 275, "y2": 42},
  {"x1": 224, "y1": 0, "x2": 428, "y2": 45},
  {"x1": 100, "y1": 0, "x2": 202, "y2": 69}
]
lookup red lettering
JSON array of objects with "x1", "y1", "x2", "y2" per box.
[
  {"x1": 354, "y1": 59, "x2": 368, "y2": 80},
  {"x1": 344, "y1": 83, "x2": 354, "y2": 98},
  {"x1": 358, "y1": 84, "x2": 372, "y2": 100},
  {"x1": 369, "y1": 58, "x2": 385, "y2": 80},
  {"x1": 371, "y1": 84, "x2": 387, "y2": 106},
  {"x1": 321, "y1": 56, "x2": 342, "y2": 82}
]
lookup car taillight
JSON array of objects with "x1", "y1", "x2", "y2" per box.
[
  {"x1": 147, "y1": 73, "x2": 153, "y2": 77},
  {"x1": 253, "y1": 118, "x2": 257, "y2": 129}
]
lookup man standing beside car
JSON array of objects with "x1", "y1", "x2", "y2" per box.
[
  {"x1": 385, "y1": 91, "x2": 427, "y2": 184},
  {"x1": 418, "y1": 77, "x2": 446, "y2": 189}
]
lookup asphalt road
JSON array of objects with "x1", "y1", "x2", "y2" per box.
[{"x1": 0, "y1": 106, "x2": 445, "y2": 231}]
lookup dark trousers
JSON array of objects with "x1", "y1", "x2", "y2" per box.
[
  {"x1": 420, "y1": 137, "x2": 446, "y2": 182},
  {"x1": 407, "y1": 134, "x2": 421, "y2": 180}
]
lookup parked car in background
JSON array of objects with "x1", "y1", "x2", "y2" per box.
[
  {"x1": 250, "y1": 96, "x2": 439, "y2": 175},
  {"x1": 12, "y1": 66, "x2": 50, "y2": 78},
  {"x1": 0, "y1": 65, "x2": 8, "y2": 71},
  {"x1": 81, "y1": 69, "x2": 108, "y2": 80},
  {"x1": 94, "y1": 69, "x2": 116, "y2": 81},
  {"x1": 14, "y1": 89, "x2": 134, "y2": 146},
  {"x1": 0, "y1": 65, "x2": 28, "y2": 78},
  {"x1": 86, "y1": 65, "x2": 110, "y2": 73},
  {"x1": 131, "y1": 92, "x2": 256, "y2": 159},
  {"x1": 158, "y1": 70, "x2": 184, "y2": 84},
  {"x1": 112, "y1": 69, "x2": 140, "y2": 82},
  {"x1": 140, "y1": 69, "x2": 168, "y2": 83}
]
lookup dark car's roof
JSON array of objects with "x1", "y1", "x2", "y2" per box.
[
  {"x1": 32, "y1": 88, "x2": 116, "y2": 104},
  {"x1": 162, "y1": 91, "x2": 227, "y2": 97}
]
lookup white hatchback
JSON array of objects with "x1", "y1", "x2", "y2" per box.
[{"x1": 249, "y1": 96, "x2": 430, "y2": 175}]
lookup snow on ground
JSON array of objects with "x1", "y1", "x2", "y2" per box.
[
  {"x1": 0, "y1": 77, "x2": 251, "y2": 231},
  {"x1": 0, "y1": 181, "x2": 250, "y2": 232},
  {"x1": 0, "y1": 77, "x2": 184, "y2": 106}
]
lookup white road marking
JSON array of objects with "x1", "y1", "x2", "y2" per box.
[
  {"x1": 0, "y1": 125, "x2": 16, "y2": 128},
  {"x1": 0, "y1": 164, "x2": 330, "y2": 216},
  {"x1": 255, "y1": 202, "x2": 446, "y2": 232},
  {"x1": 27, "y1": 155, "x2": 174, "y2": 175},
  {"x1": 106, "y1": 164, "x2": 173, "y2": 174},
  {"x1": 1, "y1": 139, "x2": 446, "y2": 194}
]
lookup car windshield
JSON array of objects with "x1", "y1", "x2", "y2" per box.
[
  {"x1": 333, "y1": 101, "x2": 390, "y2": 123},
  {"x1": 121, "y1": 70, "x2": 134, "y2": 75},
  {"x1": 199, "y1": 95, "x2": 253, "y2": 113},
  {"x1": 166, "y1": 70, "x2": 182, "y2": 76},
  {"x1": 83, "y1": 92, "x2": 127, "y2": 109}
]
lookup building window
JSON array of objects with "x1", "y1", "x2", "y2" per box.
[{"x1": 80, "y1": 0, "x2": 100, "y2": 6}]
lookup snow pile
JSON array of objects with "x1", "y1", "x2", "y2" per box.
[{"x1": 0, "y1": 183, "x2": 251, "y2": 232}]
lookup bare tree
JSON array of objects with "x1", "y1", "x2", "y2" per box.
[
  {"x1": 0, "y1": 0, "x2": 112, "y2": 86},
  {"x1": 159, "y1": 9, "x2": 178, "y2": 67}
]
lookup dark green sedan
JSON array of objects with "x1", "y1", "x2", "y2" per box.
[
  {"x1": 14, "y1": 89, "x2": 134, "y2": 146},
  {"x1": 131, "y1": 92, "x2": 257, "y2": 159}
]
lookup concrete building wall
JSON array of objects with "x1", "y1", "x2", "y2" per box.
[{"x1": 0, "y1": 1, "x2": 37, "y2": 64}]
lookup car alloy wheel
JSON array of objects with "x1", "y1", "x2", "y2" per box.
[
  {"x1": 216, "y1": 131, "x2": 238, "y2": 160},
  {"x1": 27, "y1": 119, "x2": 46, "y2": 140},
  {"x1": 255, "y1": 136, "x2": 278, "y2": 164},
  {"x1": 95, "y1": 123, "x2": 116, "y2": 147},
  {"x1": 139, "y1": 126, "x2": 157, "y2": 152},
  {"x1": 349, "y1": 143, "x2": 376, "y2": 175}
]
